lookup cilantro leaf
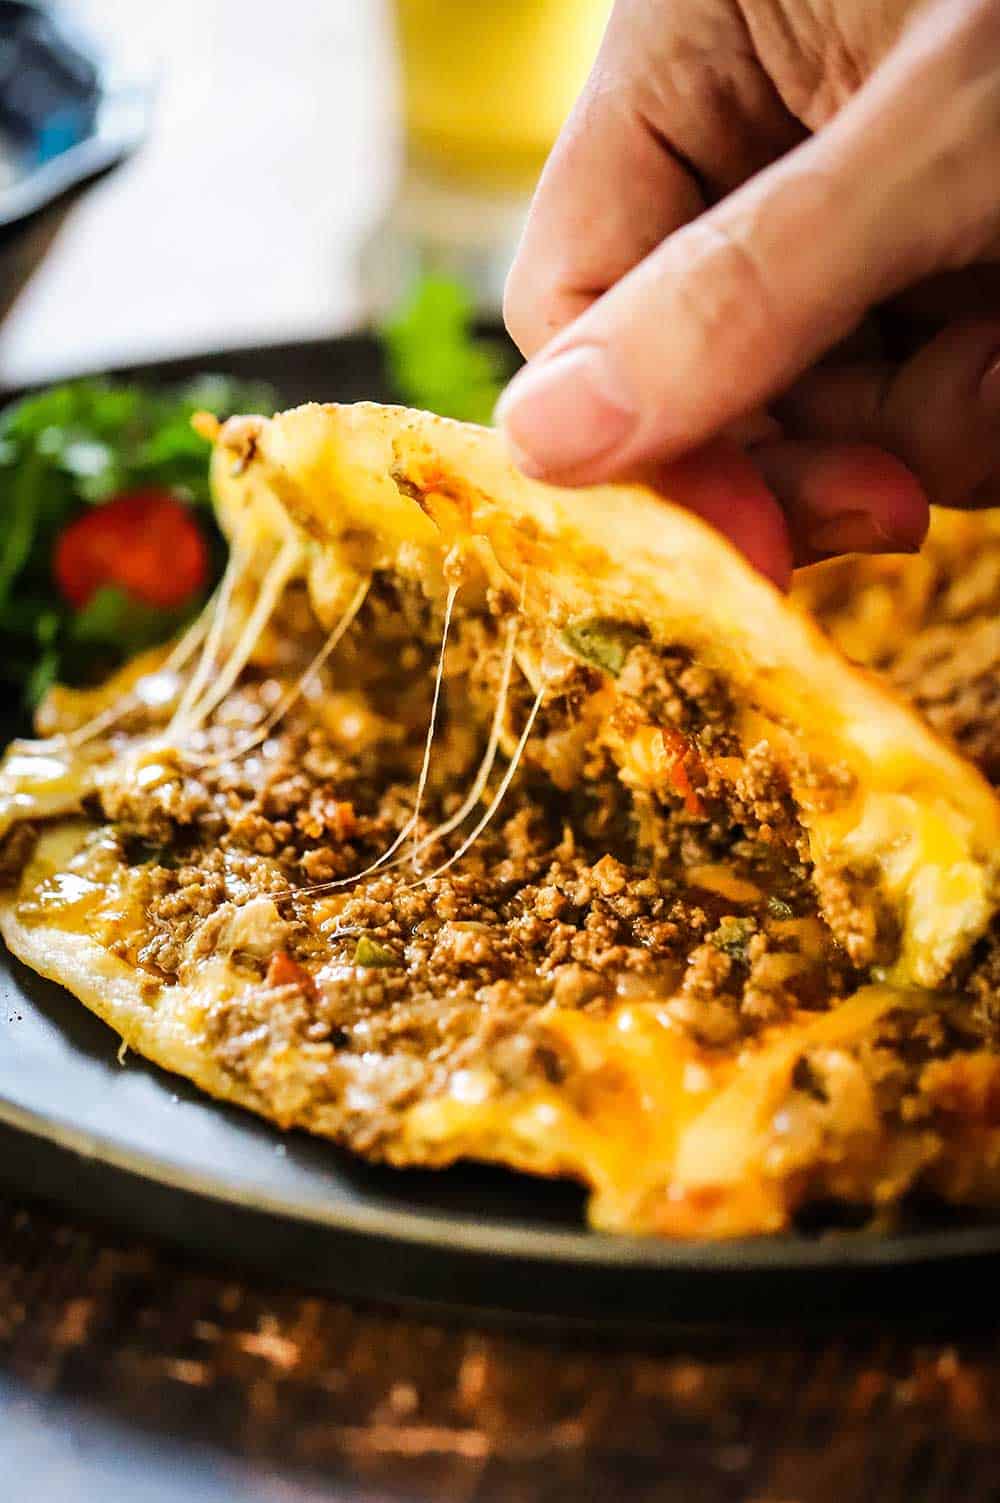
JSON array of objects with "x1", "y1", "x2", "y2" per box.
[
  {"x1": 709, "y1": 916, "x2": 757, "y2": 960},
  {"x1": 0, "y1": 374, "x2": 276, "y2": 717}
]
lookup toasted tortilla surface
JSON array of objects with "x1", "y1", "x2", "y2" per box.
[{"x1": 2, "y1": 405, "x2": 1000, "y2": 1240}]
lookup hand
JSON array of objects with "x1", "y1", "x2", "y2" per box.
[{"x1": 498, "y1": 0, "x2": 1000, "y2": 586}]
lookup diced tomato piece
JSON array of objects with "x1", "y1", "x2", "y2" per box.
[
  {"x1": 659, "y1": 727, "x2": 688, "y2": 760},
  {"x1": 55, "y1": 490, "x2": 209, "y2": 610},
  {"x1": 328, "y1": 800, "x2": 357, "y2": 842},
  {"x1": 669, "y1": 758, "x2": 706, "y2": 817},
  {"x1": 659, "y1": 727, "x2": 706, "y2": 816},
  {"x1": 265, "y1": 952, "x2": 315, "y2": 996}
]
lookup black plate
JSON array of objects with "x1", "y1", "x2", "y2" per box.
[{"x1": 3, "y1": 336, "x2": 1000, "y2": 1324}]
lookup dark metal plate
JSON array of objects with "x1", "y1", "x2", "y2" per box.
[{"x1": 2, "y1": 336, "x2": 999, "y2": 1322}]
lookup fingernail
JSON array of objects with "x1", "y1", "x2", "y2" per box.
[
  {"x1": 496, "y1": 344, "x2": 638, "y2": 478},
  {"x1": 980, "y1": 351, "x2": 1000, "y2": 413},
  {"x1": 807, "y1": 509, "x2": 920, "y2": 557}
]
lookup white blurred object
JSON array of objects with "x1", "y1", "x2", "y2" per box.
[{"x1": 0, "y1": 0, "x2": 397, "y2": 386}]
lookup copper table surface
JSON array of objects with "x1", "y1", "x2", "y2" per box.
[{"x1": 1, "y1": 1188, "x2": 998, "y2": 1502}]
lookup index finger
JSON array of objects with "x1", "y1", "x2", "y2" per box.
[
  {"x1": 504, "y1": 77, "x2": 702, "y2": 358},
  {"x1": 503, "y1": 0, "x2": 802, "y2": 359}
]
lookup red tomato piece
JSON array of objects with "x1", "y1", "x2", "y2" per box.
[
  {"x1": 55, "y1": 490, "x2": 210, "y2": 610},
  {"x1": 660, "y1": 726, "x2": 706, "y2": 817},
  {"x1": 265, "y1": 952, "x2": 316, "y2": 997},
  {"x1": 669, "y1": 759, "x2": 706, "y2": 818}
]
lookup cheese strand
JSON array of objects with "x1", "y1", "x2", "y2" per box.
[
  {"x1": 181, "y1": 535, "x2": 300, "y2": 733},
  {"x1": 285, "y1": 581, "x2": 460, "y2": 901},
  {"x1": 405, "y1": 669, "x2": 548, "y2": 890},
  {"x1": 180, "y1": 575, "x2": 370, "y2": 769},
  {"x1": 169, "y1": 550, "x2": 245, "y2": 733},
  {"x1": 390, "y1": 614, "x2": 517, "y2": 874}
]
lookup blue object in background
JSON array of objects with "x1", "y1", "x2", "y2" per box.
[
  {"x1": 0, "y1": 0, "x2": 150, "y2": 229},
  {"x1": 0, "y1": 1, "x2": 98, "y2": 158},
  {"x1": 32, "y1": 105, "x2": 89, "y2": 165}
]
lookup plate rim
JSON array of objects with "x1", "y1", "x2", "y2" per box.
[
  {"x1": 5, "y1": 964, "x2": 1000, "y2": 1281},
  {"x1": 4, "y1": 334, "x2": 1000, "y2": 1308}
]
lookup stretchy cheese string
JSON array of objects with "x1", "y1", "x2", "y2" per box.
[
  {"x1": 283, "y1": 580, "x2": 460, "y2": 902},
  {"x1": 398, "y1": 576, "x2": 527, "y2": 872},
  {"x1": 168, "y1": 549, "x2": 245, "y2": 734},
  {"x1": 180, "y1": 575, "x2": 371, "y2": 770},
  {"x1": 388, "y1": 613, "x2": 517, "y2": 875},
  {"x1": 405, "y1": 668, "x2": 548, "y2": 890},
  {"x1": 180, "y1": 535, "x2": 300, "y2": 733},
  {"x1": 15, "y1": 607, "x2": 211, "y2": 753}
]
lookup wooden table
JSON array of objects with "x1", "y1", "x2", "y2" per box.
[
  {"x1": 4, "y1": 1192, "x2": 999, "y2": 1502},
  {"x1": 3, "y1": 5, "x2": 1000, "y2": 1498}
]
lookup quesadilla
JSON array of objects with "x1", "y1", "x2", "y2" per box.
[{"x1": 2, "y1": 403, "x2": 1000, "y2": 1238}]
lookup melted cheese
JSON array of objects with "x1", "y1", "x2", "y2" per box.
[
  {"x1": 403, "y1": 984, "x2": 933, "y2": 1238},
  {"x1": 810, "y1": 788, "x2": 991, "y2": 986},
  {"x1": 0, "y1": 747, "x2": 97, "y2": 839},
  {"x1": 14, "y1": 826, "x2": 141, "y2": 943},
  {"x1": 685, "y1": 864, "x2": 762, "y2": 905},
  {"x1": 737, "y1": 703, "x2": 995, "y2": 988}
]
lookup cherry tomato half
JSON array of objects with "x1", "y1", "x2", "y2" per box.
[{"x1": 55, "y1": 490, "x2": 210, "y2": 610}]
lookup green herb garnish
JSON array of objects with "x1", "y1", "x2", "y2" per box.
[
  {"x1": 0, "y1": 374, "x2": 274, "y2": 714},
  {"x1": 766, "y1": 896, "x2": 794, "y2": 920},
  {"x1": 709, "y1": 916, "x2": 757, "y2": 960},
  {"x1": 381, "y1": 275, "x2": 515, "y2": 424},
  {"x1": 353, "y1": 935, "x2": 401, "y2": 969},
  {"x1": 561, "y1": 617, "x2": 643, "y2": 676}
]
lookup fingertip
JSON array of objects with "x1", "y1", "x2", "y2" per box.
[
  {"x1": 497, "y1": 423, "x2": 549, "y2": 482},
  {"x1": 495, "y1": 344, "x2": 640, "y2": 483},
  {"x1": 754, "y1": 441, "x2": 929, "y2": 561},
  {"x1": 653, "y1": 440, "x2": 795, "y2": 592},
  {"x1": 814, "y1": 444, "x2": 930, "y2": 550}
]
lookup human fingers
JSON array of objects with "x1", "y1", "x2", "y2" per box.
[
  {"x1": 752, "y1": 440, "x2": 929, "y2": 562},
  {"x1": 779, "y1": 318, "x2": 1000, "y2": 507},
  {"x1": 503, "y1": 0, "x2": 800, "y2": 358},
  {"x1": 498, "y1": 0, "x2": 1000, "y2": 486},
  {"x1": 649, "y1": 438, "x2": 794, "y2": 590}
]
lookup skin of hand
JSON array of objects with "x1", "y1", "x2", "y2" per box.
[{"x1": 497, "y1": 0, "x2": 1000, "y2": 587}]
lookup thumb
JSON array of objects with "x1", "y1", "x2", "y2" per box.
[{"x1": 497, "y1": 0, "x2": 1000, "y2": 485}]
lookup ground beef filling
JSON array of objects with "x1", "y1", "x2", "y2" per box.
[
  {"x1": 12, "y1": 569, "x2": 999, "y2": 1179},
  {"x1": 47, "y1": 577, "x2": 867, "y2": 1083},
  {"x1": 111, "y1": 728, "x2": 855, "y2": 1042},
  {"x1": 802, "y1": 526, "x2": 1000, "y2": 782},
  {"x1": 888, "y1": 621, "x2": 1000, "y2": 784}
]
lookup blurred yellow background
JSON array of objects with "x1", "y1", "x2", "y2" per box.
[
  {"x1": 0, "y1": 1, "x2": 611, "y2": 387},
  {"x1": 397, "y1": 0, "x2": 611, "y2": 187}
]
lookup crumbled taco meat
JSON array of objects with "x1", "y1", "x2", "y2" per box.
[
  {"x1": 8, "y1": 564, "x2": 1000, "y2": 1219},
  {"x1": 888, "y1": 621, "x2": 1000, "y2": 784},
  {"x1": 15, "y1": 575, "x2": 869, "y2": 1108},
  {"x1": 800, "y1": 519, "x2": 1000, "y2": 782}
]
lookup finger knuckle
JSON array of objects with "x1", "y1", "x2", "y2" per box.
[{"x1": 675, "y1": 219, "x2": 784, "y2": 362}]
